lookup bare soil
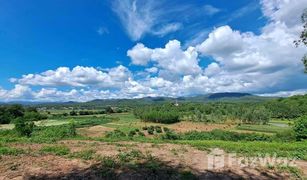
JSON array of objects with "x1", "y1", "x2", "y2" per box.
[
  {"x1": 77, "y1": 125, "x2": 115, "y2": 137},
  {"x1": 1, "y1": 140, "x2": 305, "y2": 180},
  {"x1": 168, "y1": 122, "x2": 233, "y2": 133}
]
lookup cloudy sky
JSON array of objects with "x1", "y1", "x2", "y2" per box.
[{"x1": 0, "y1": 0, "x2": 307, "y2": 102}]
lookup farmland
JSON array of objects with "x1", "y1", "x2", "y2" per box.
[{"x1": 0, "y1": 95, "x2": 306, "y2": 179}]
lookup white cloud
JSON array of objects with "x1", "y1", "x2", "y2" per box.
[
  {"x1": 203, "y1": 5, "x2": 220, "y2": 16},
  {"x1": 127, "y1": 43, "x2": 153, "y2": 65},
  {"x1": 128, "y1": 40, "x2": 201, "y2": 76},
  {"x1": 0, "y1": 0, "x2": 307, "y2": 102},
  {"x1": 152, "y1": 23, "x2": 183, "y2": 37},
  {"x1": 97, "y1": 27, "x2": 109, "y2": 35},
  {"x1": 112, "y1": 0, "x2": 181, "y2": 40},
  {"x1": 145, "y1": 67, "x2": 158, "y2": 73},
  {"x1": 14, "y1": 65, "x2": 131, "y2": 89},
  {"x1": 258, "y1": 89, "x2": 307, "y2": 97}
]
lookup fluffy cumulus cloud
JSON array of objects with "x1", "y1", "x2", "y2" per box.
[
  {"x1": 12, "y1": 65, "x2": 131, "y2": 88},
  {"x1": 1, "y1": 0, "x2": 307, "y2": 102},
  {"x1": 128, "y1": 40, "x2": 201, "y2": 76}
]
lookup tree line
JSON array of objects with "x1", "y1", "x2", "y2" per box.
[{"x1": 0, "y1": 105, "x2": 47, "y2": 124}]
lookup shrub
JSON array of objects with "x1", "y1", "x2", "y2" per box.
[
  {"x1": 155, "y1": 126, "x2": 162, "y2": 133},
  {"x1": 163, "y1": 127, "x2": 170, "y2": 132},
  {"x1": 162, "y1": 130, "x2": 180, "y2": 140},
  {"x1": 138, "y1": 131, "x2": 145, "y2": 136},
  {"x1": 147, "y1": 126, "x2": 155, "y2": 135},
  {"x1": 293, "y1": 116, "x2": 307, "y2": 141},
  {"x1": 128, "y1": 130, "x2": 136, "y2": 137},
  {"x1": 147, "y1": 128, "x2": 154, "y2": 135},
  {"x1": 14, "y1": 117, "x2": 35, "y2": 137},
  {"x1": 142, "y1": 126, "x2": 148, "y2": 130}
]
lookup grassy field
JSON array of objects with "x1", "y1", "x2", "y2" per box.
[
  {"x1": 0, "y1": 112, "x2": 306, "y2": 179},
  {"x1": 235, "y1": 124, "x2": 290, "y2": 133}
]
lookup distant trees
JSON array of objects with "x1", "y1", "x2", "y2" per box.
[
  {"x1": 0, "y1": 105, "x2": 47, "y2": 124},
  {"x1": 134, "y1": 105, "x2": 180, "y2": 124}
]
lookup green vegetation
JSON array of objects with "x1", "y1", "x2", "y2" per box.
[
  {"x1": 0, "y1": 146, "x2": 24, "y2": 156},
  {"x1": 293, "y1": 116, "x2": 307, "y2": 141},
  {"x1": 40, "y1": 145, "x2": 70, "y2": 156},
  {"x1": 70, "y1": 149, "x2": 96, "y2": 160},
  {"x1": 134, "y1": 106, "x2": 179, "y2": 124},
  {"x1": 0, "y1": 105, "x2": 47, "y2": 124},
  {"x1": 14, "y1": 117, "x2": 35, "y2": 137},
  {"x1": 0, "y1": 95, "x2": 307, "y2": 179},
  {"x1": 236, "y1": 124, "x2": 289, "y2": 134},
  {"x1": 178, "y1": 140, "x2": 307, "y2": 160}
]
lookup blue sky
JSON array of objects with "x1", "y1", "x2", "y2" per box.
[{"x1": 0, "y1": 0, "x2": 306, "y2": 101}]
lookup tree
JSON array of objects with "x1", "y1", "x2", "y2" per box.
[
  {"x1": 294, "y1": 9, "x2": 307, "y2": 73},
  {"x1": 293, "y1": 116, "x2": 307, "y2": 141},
  {"x1": 14, "y1": 117, "x2": 35, "y2": 137}
]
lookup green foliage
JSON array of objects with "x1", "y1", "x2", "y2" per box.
[
  {"x1": 70, "y1": 149, "x2": 96, "y2": 160},
  {"x1": 14, "y1": 117, "x2": 35, "y2": 137},
  {"x1": 40, "y1": 145, "x2": 70, "y2": 156},
  {"x1": 180, "y1": 130, "x2": 273, "y2": 142},
  {"x1": 31, "y1": 124, "x2": 77, "y2": 142},
  {"x1": 275, "y1": 129, "x2": 296, "y2": 142},
  {"x1": 0, "y1": 146, "x2": 24, "y2": 156},
  {"x1": 236, "y1": 124, "x2": 289, "y2": 133},
  {"x1": 147, "y1": 126, "x2": 154, "y2": 135},
  {"x1": 293, "y1": 116, "x2": 307, "y2": 141},
  {"x1": 128, "y1": 130, "x2": 137, "y2": 137},
  {"x1": 0, "y1": 105, "x2": 46, "y2": 124},
  {"x1": 134, "y1": 105, "x2": 180, "y2": 124},
  {"x1": 181, "y1": 140, "x2": 307, "y2": 160},
  {"x1": 105, "y1": 130, "x2": 126, "y2": 138},
  {"x1": 67, "y1": 120, "x2": 77, "y2": 136},
  {"x1": 155, "y1": 126, "x2": 162, "y2": 133},
  {"x1": 161, "y1": 130, "x2": 180, "y2": 140}
]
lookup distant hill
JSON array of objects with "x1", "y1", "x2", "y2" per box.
[
  {"x1": 207, "y1": 92, "x2": 252, "y2": 99},
  {"x1": 0, "y1": 92, "x2": 275, "y2": 107}
]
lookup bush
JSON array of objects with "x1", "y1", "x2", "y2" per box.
[
  {"x1": 128, "y1": 130, "x2": 136, "y2": 137},
  {"x1": 147, "y1": 128, "x2": 154, "y2": 135},
  {"x1": 162, "y1": 130, "x2": 180, "y2": 140},
  {"x1": 147, "y1": 126, "x2": 155, "y2": 135},
  {"x1": 293, "y1": 116, "x2": 307, "y2": 141},
  {"x1": 155, "y1": 126, "x2": 162, "y2": 133},
  {"x1": 14, "y1": 117, "x2": 35, "y2": 137}
]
